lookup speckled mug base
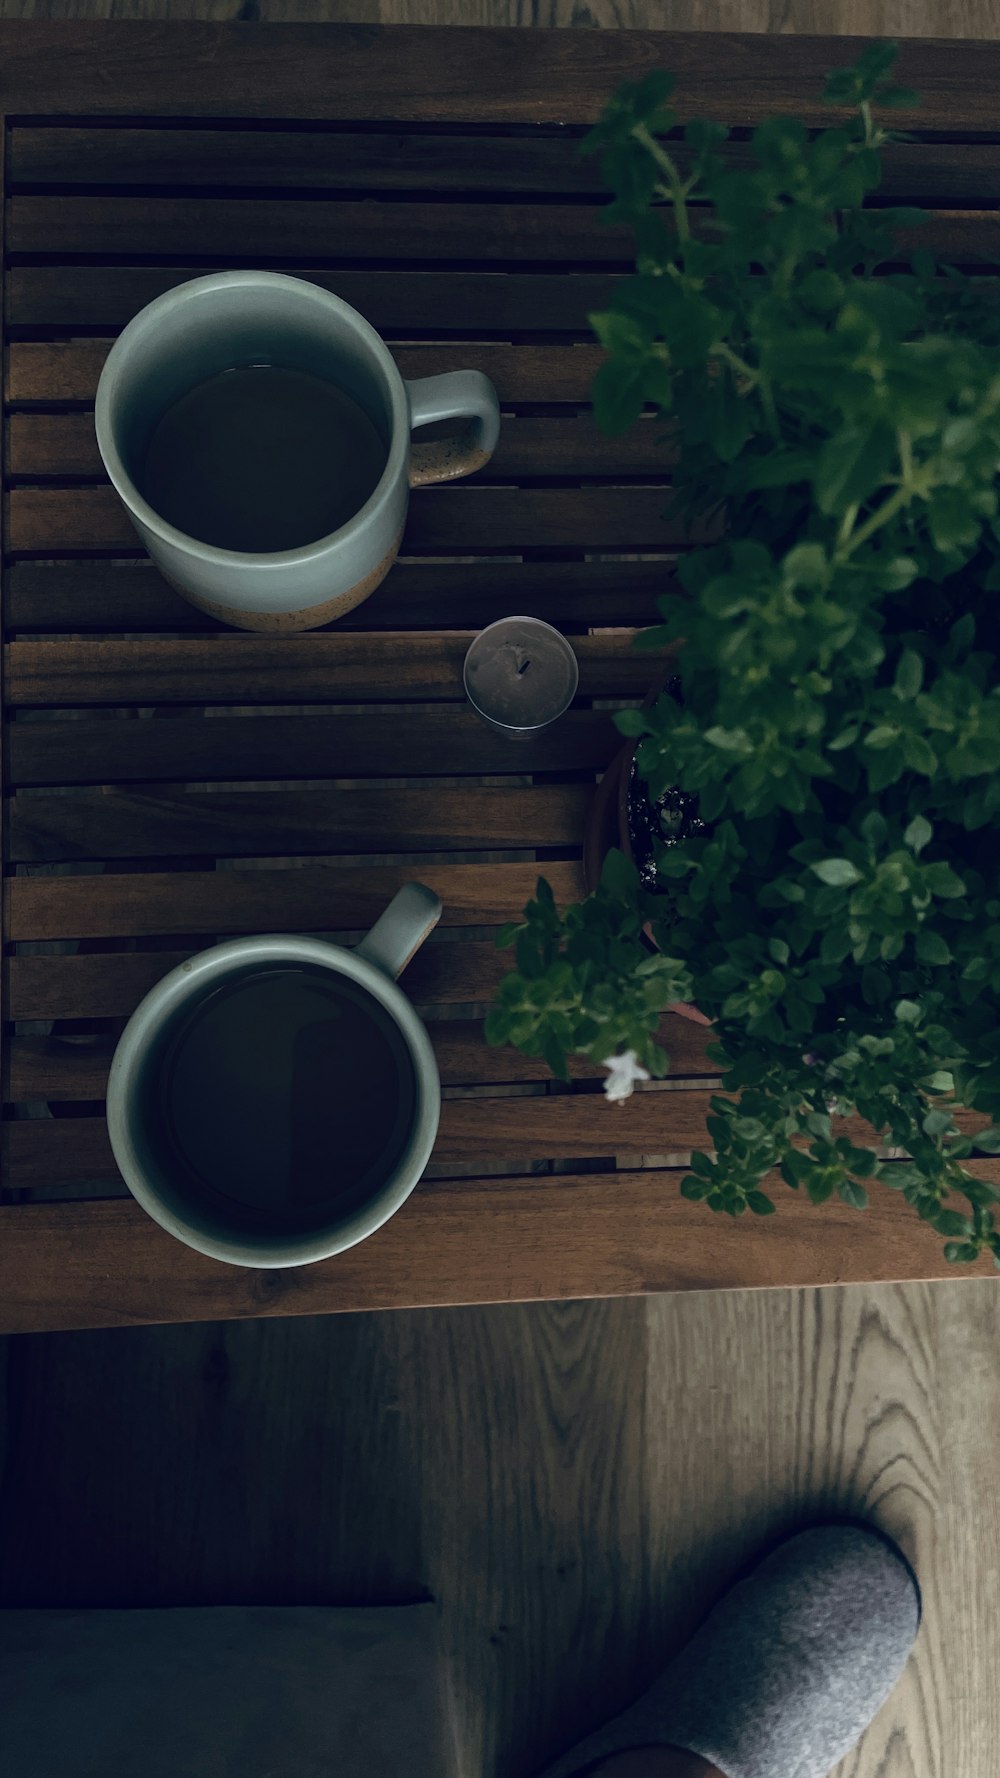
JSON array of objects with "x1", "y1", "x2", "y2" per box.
[{"x1": 166, "y1": 531, "x2": 404, "y2": 633}]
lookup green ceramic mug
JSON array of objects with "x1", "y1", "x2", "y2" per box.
[
  {"x1": 95, "y1": 270, "x2": 501, "y2": 632},
  {"x1": 106, "y1": 884, "x2": 442, "y2": 1269}
]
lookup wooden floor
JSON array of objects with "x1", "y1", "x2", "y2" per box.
[
  {"x1": 2, "y1": 3, "x2": 1000, "y2": 1776},
  {"x1": 2, "y1": 1283, "x2": 999, "y2": 1776}
]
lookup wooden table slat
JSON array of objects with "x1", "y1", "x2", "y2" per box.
[
  {"x1": 2, "y1": 560, "x2": 669, "y2": 636},
  {"x1": 5, "y1": 1013, "x2": 716, "y2": 1102},
  {"x1": 11, "y1": 129, "x2": 1000, "y2": 206},
  {"x1": 5, "y1": 706, "x2": 619, "y2": 788},
  {"x1": 8, "y1": 782, "x2": 592, "y2": 864},
  {"x1": 4, "y1": 633, "x2": 666, "y2": 707},
  {"x1": 7, "y1": 411, "x2": 670, "y2": 483},
  {"x1": 2, "y1": 1166, "x2": 997, "y2": 1337},
  {"x1": 6, "y1": 484, "x2": 689, "y2": 557},
  {"x1": 7, "y1": 861, "x2": 586, "y2": 966},
  {"x1": 1, "y1": 24, "x2": 998, "y2": 130},
  {"x1": 6, "y1": 341, "x2": 606, "y2": 407},
  {"x1": 5, "y1": 267, "x2": 615, "y2": 334}
]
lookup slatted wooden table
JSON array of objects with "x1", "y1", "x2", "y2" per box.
[{"x1": 2, "y1": 23, "x2": 999, "y2": 1334}]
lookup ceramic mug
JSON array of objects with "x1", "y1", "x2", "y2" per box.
[
  {"x1": 106, "y1": 883, "x2": 442, "y2": 1268},
  {"x1": 95, "y1": 271, "x2": 501, "y2": 632}
]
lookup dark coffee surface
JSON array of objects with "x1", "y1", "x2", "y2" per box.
[
  {"x1": 155, "y1": 965, "x2": 417, "y2": 1230},
  {"x1": 140, "y1": 364, "x2": 387, "y2": 552}
]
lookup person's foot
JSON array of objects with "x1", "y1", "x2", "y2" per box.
[{"x1": 536, "y1": 1523, "x2": 921, "y2": 1778}]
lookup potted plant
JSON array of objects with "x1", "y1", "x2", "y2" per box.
[{"x1": 486, "y1": 43, "x2": 1000, "y2": 1264}]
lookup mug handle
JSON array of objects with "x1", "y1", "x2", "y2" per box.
[
  {"x1": 356, "y1": 882, "x2": 442, "y2": 981},
  {"x1": 406, "y1": 371, "x2": 501, "y2": 488}
]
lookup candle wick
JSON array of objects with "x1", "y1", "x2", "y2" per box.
[{"x1": 517, "y1": 656, "x2": 531, "y2": 676}]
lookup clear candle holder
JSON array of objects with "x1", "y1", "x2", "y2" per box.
[{"x1": 463, "y1": 615, "x2": 579, "y2": 739}]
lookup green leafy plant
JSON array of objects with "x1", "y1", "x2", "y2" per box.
[{"x1": 487, "y1": 43, "x2": 1000, "y2": 1265}]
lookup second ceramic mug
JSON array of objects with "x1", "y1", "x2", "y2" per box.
[{"x1": 95, "y1": 270, "x2": 502, "y2": 632}]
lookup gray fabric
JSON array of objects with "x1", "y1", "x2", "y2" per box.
[
  {"x1": 537, "y1": 1525, "x2": 920, "y2": 1778},
  {"x1": 0, "y1": 1602, "x2": 453, "y2": 1778}
]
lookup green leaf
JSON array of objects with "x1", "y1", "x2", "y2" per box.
[
  {"x1": 838, "y1": 1178, "x2": 869, "y2": 1210},
  {"x1": 904, "y1": 814, "x2": 932, "y2": 853},
  {"x1": 916, "y1": 928, "x2": 951, "y2": 966},
  {"x1": 924, "y1": 861, "x2": 967, "y2": 899},
  {"x1": 811, "y1": 858, "x2": 863, "y2": 887},
  {"x1": 806, "y1": 1171, "x2": 836, "y2": 1207},
  {"x1": 813, "y1": 425, "x2": 895, "y2": 517},
  {"x1": 681, "y1": 1174, "x2": 711, "y2": 1202},
  {"x1": 894, "y1": 648, "x2": 924, "y2": 700},
  {"x1": 600, "y1": 847, "x2": 640, "y2": 899},
  {"x1": 864, "y1": 725, "x2": 898, "y2": 750},
  {"x1": 592, "y1": 358, "x2": 647, "y2": 435},
  {"x1": 944, "y1": 1241, "x2": 981, "y2": 1264},
  {"x1": 828, "y1": 726, "x2": 859, "y2": 751},
  {"x1": 974, "y1": 1128, "x2": 1000, "y2": 1155},
  {"x1": 613, "y1": 706, "x2": 648, "y2": 737},
  {"x1": 747, "y1": 1191, "x2": 776, "y2": 1216}
]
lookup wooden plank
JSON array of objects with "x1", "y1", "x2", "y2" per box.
[
  {"x1": 5, "y1": 485, "x2": 685, "y2": 556},
  {"x1": 6, "y1": 859, "x2": 587, "y2": 971},
  {"x1": 6, "y1": 195, "x2": 632, "y2": 264},
  {"x1": 6, "y1": 783, "x2": 592, "y2": 864},
  {"x1": 5, "y1": 267, "x2": 613, "y2": 334},
  {"x1": 5, "y1": 707, "x2": 619, "y2": 789},
  {"x1": 5, "y1": 342, "x2": 605, "y2": 408},
  {"x1": 9, "y1": 195, "x2": 998, "y2": 267},
  {"x1": 5, "y1": 1015, "x2": 714, "y2": 1102},
  {"x1": 3, "y1": 1096, "x2": 989, "y2": 1191},
  {"x1": 6, "y1": 412, "x2": 669, "y2": 483},
  {"x1": 2, "y1": 560, "x2": 669, "y2": 636},
  {"x1": 4, "y1": 633, "x2": 662, "y2": 708},
  {"x1": 2, "y1": 1163, "x2": 997, "y2": 1337},
  {"x1": 12, "y1": 129, "x2": 1000, "y2": 206},
  {"x1": 7, "y1": 936, "x2": 519, "y2": 1021},
  {"x1": 6, "y1": 126, "x2": 605, "y2": 196},
  {"x1": 0, "y1": 25, "x2": 994, "y2": 131}
]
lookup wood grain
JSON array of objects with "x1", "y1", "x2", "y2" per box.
[
  {"x1": 4, "y1": 632, "x2": 663, "y2": 706},
  {"x1": 4, "y1": 265, "x2": 615, "y2": 333},
  {"x1": 6, "y1": 194, "x2": 634, "y2": 260},
  {"x1": 5, "y1": 341, "x2": 606, "y2": 405},
  {"x1": 6, "y1": 865, "x2": 586, "y2": 972},
  {"x1": 7, "y1": 193, "x2": 994, "y2": 264},
  {"x1": 6, "y1": 782, "x2": 593, "y2": 863},
  {"x1": 5, "y1": 862, "x2": 587, "y2": 954},
  {"x1": 12, "y1": 126, "x2": 1000, "y2": 204},
  {"x1": 0, "y1": 24, "x2": 998, "y2": 128},
  {"x1": 5, "y1": 485, "x2": 691, "y2": 555},
  {"x1": 6, "y1": 412, "x2": 670, "y2": 482},
  {"x1": 3, "y1": 1098, "x2": 990, "y2": 1190},
  {"x1": 4, "y1": 706, "x2": 619, "y2": 787},
  {"x1": 1, "y1": 1168, "x2": 997, "y2": 1335},
  {"x1": 5, "y1": 1012, "x2": 714, "y2": 1099},
  {"x1": 1, "y1": 560, "x2": 670, "y2": 635}
]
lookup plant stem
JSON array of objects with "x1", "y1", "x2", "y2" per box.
[
  {"x1": 834, "y1": 482, "x2": 911, "y2": 561},
  {"x1": 713, "y1": 341, "x2": 758, "y2": 383},
  {"x1": 634, "y1": 121, "x2": 691, "y2": 242}
]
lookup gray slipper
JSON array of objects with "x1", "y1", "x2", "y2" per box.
[{"x1": 537, "y1": 1523, "x2": 921, "y2": 1778}]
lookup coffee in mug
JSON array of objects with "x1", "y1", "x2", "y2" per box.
[
  {"x1": 95, "y1": 270, "x2": 502, "y2": 632},
  {"x1": 140, "y1": 363, "x2": 389, "y2": 554},
  {"x1": 106, "y1": 885, "x2": 442, "y2": 1268}
]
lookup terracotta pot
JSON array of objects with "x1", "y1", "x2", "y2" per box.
[{"x1": 583, "y1": 735, "x2": 711, "y2": 1029}]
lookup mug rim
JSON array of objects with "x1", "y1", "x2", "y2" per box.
[
  {"x1": 105, "y1": 933, "x2": 441, "y2": 1269},
  {"x1": 94, "y1": 269, "x2": 410, "y2": 570}
]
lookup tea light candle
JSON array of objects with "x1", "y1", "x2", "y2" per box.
[{"x1": 463, "y1": 616, "x2": 579, "y2": 738}]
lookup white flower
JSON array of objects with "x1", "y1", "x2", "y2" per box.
[{"x1": 602, "y1": 1049, "x2": 650, "y2": 1104}]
